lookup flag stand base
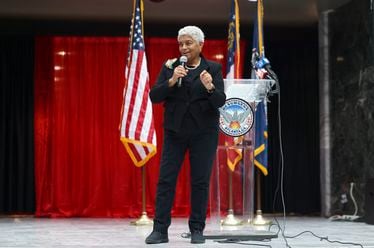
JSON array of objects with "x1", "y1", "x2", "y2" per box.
[
  {"x1": 130, "y1": 212, "x2": 153, "y2": 226},
  {"x1": 251, "y1": 210, "x2": 272, "y2": 225},
  {"x1": 221, "y1": 209, "x2": 243, "y2": 226}
]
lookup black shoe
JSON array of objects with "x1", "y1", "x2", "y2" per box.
[
  {"x1": 145, "y1": 231, "x2": 169, "y2": 244},
  {"x1": 191, "y1": 230, "x2": 205, "y2": 244}
]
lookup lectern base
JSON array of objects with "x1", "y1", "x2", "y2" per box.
[{"x1": 203, "y1": 230, "x2": 278, "y2": 241}]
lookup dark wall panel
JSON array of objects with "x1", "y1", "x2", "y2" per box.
[{"x1": 329, "y1": 0, "x2": 374, "y2": 216}]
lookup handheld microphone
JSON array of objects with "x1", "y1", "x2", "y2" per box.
[{"x1": 177, "y1": 55, "x2": 188, "y2": 87}]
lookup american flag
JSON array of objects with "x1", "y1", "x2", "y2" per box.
[
  {"x1": 225, "y1": 0, "x2": 243, "y2": 172},
  {"x1": 120, "y1": 0, "x2": 157, "y2": 167}
]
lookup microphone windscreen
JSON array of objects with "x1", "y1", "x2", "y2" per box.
[{"x1": 180, "y1": 56, "x2": 188, "y2": 64}]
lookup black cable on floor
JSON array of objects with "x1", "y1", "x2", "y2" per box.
[
  {"x1": 285, "y1": 230, "x2": 364, "y2": 248},
  {"x1": 268, "y1": 80, "x2": 363, "y2": 248}
]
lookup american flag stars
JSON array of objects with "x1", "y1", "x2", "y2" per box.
[{"x1": 133, "y1": 8, "x2": 144, "y2": 50}]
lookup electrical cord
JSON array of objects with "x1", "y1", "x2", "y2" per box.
[
  {"x1": 268, "y1": 79, "x2": 364, "y2": 248},
  {"x1": 328, "y1": 181, "x2": 361, "y2": 221},
  {"x1": 181, "y1": 77, "x2": 364, "y2": 248},
  {"x1": 285, "y1": 230, "x2": 364, "y2": 247},
  {"x1": 271, "y1": 78, "x2": 291, "y2": 247},
  {"x1": 350, "y1": 182, "x2": 358, "y2": 216},
  {"x1": 266, "y1": 79, "x2": 363, "y2": 248}
]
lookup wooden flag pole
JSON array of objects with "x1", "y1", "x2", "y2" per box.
[
  {"x1": 222, "y1": 167, "x2": 243, "y2": 226},
  {"x1": 256, "y1": 169, "x2": 261, "y2": 210},
  {"x1": 252, "y1": 168, "x2": 271, "y2": 225},
  {"x1": 250, "y1": 0, "x2": 271, "y2": 227},
  {"x1": 131, "y1": 166, "x2": 153, "y2": 225}
]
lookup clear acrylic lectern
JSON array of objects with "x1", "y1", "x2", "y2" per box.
[{"x1": 206, "y1": 79, "x2": 274, "y2": 237}]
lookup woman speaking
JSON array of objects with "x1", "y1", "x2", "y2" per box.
[{"x1": 146, "y1": 25, "x2": 226, "y2": 244}]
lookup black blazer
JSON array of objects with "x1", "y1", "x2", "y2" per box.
[{"x1": 150, "y1": 56, "x2": 226, "y2": 132}]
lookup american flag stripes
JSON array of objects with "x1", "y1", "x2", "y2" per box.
[{"x1": 120, "y1": 0, "x2": 157, "y2": 167}]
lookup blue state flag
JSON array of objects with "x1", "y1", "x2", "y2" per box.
[{"x1": 252, "y1": 0, "x2": 268, "y2": 176}]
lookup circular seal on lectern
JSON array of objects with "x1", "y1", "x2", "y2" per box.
[{"x1": 219, "y1": 98, "x2": 254, "y2": 137}]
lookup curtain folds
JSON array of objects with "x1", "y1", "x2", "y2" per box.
[
  {"x1": 0, "y1": 36, "x2": 35, "y2": 213},
  {"x1": 34, "y1": 37, "x2": 235, "y2": 217}
]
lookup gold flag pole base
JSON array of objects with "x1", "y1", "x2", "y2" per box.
[
  {"x1": 251, "y1": 210, "x2": 272, "y2": 226},
  {"x1": 221, "y1": 209, "x2": 243, "y2": 226},
  {"x1": 130, "y1": 212, "x2": 153, "y2": 226}
]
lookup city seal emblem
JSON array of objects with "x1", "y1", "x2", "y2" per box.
[{"x1": 219, "y1": 98, "x2": 254, "y2": 137}]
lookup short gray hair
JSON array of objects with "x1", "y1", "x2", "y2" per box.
[{"x1": 178, "y1": 26, "x2": 205, "y2": 43}]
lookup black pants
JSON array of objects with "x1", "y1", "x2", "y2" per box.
[{"x1": 153, "y1": 122, "x2": 218, "y2": 233}]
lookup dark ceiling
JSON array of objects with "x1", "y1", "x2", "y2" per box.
[{"x1": 0, "y1": 0, "x2": 351, "y2": 26}]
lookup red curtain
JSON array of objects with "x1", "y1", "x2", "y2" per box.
[{"x1": 34, "y1": 36, "x2": 245, "y2": 217}]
